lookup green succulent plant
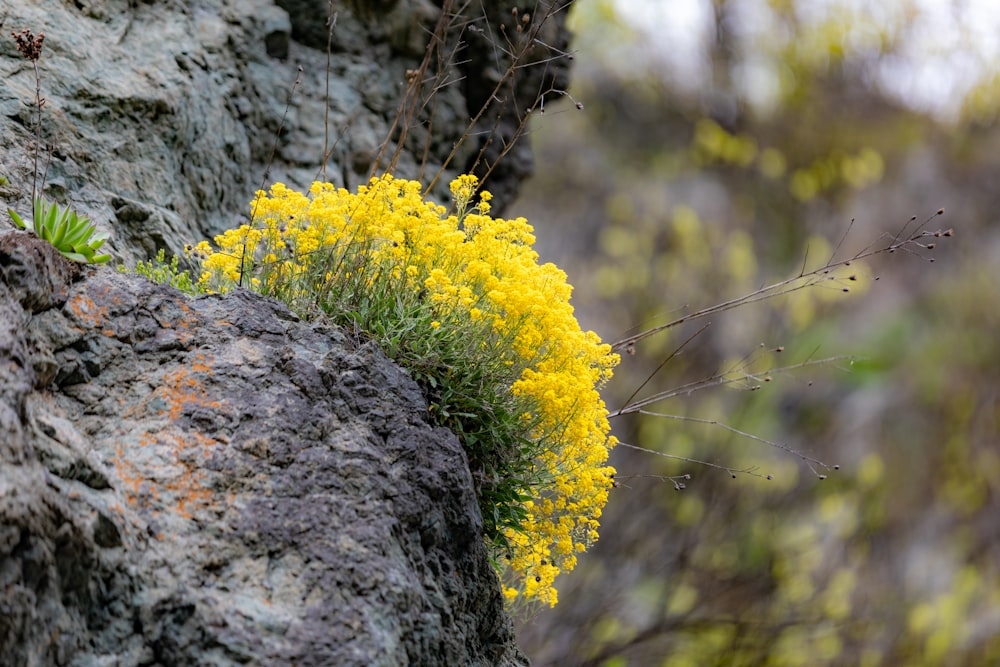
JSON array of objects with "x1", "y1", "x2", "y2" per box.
[{"x1": 8, "y1": 196, "x2": 110, "y2": 264}]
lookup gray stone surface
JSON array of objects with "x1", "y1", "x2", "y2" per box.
[
  {"x1": 0, "y1": 2, "x2": 574, "y2": 662},
  {"x1": 1, "y1": 0, "x2": 572, "y2": 263},
  {"x1": 0, "y1": 230, "x2": 528, "y2": 666}
]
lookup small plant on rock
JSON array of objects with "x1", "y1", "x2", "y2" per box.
[
  {"x1": 9, "y1": 196, "x2": 110, "y2": 264},
  {"x1": 7, "y1": 28, "x2": 109, "y2": 264},
  {"x1": 121, "y1": 248, "x2": 200, "y2": 292}
]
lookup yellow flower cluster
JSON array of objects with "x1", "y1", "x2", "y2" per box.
[{"x1": 191, "y1": 174, "x2": 619, "y2": 608}]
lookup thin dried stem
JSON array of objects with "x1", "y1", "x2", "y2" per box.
[
  {"x1": 11, "y1": 28, "x2": 47, "y2": 203},
  {"x1": 611, "y1": 210, "x2": 951, "y2": 353},
  {"x1": 321, "y1": 6, "x2": 338, "y2": 182},
  {"x1": 423, "y1": 1, "x2": 578, "y2": 196},
  {"x1": 630, "y1": 410, "x2": 836, "y2": 478},
  {"x1": 610, "y1": 353, "x2": 852, "y2": 418},
  {"x1": 369, "y1": 0, "x2": 464, "y2": 179},
  {"x1": 616, "y1": 321, "x2": 712, "y2": 413},
  {"x1": 616, "y1": 441, "x2": 771, "y2": 481},
  {"x1": 243, "y1": 65, "x2": 303, "y2": 287}
]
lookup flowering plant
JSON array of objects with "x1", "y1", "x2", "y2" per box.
[{"x1": 190, "y1": 174, "x2": 618, "y2": 607}]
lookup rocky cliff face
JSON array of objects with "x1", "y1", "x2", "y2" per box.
[
  {"x1": 0, "y1": 0, "x2": 570, "y2": 263},
  {"x1": 0, "y1": 1, "x2": 573, "y2": 664},
  {"x1": 0, "y1": 230, "x2": 527, "y2": 666}
]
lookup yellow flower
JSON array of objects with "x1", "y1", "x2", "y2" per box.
[{"x1": 188, "y1": 173, "x2": 619, "y2": 610}]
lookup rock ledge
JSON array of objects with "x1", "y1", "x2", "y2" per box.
[{"x1": 0, "y1": 231, "x2": 526, "y2": 666}]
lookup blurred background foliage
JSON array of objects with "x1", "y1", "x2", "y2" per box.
[{"x1": 510, "y1": 0, "x2": 1000, "y2": 664}]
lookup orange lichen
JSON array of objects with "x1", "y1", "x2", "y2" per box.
[
  {"x1": 66, "y1": 293, "x2": 109, "y2": 328},
  {"x1": 150, "y1": 301, "x2": 198, "y2": 345},
  {"x1": 67, "y1": 287, "x2": 239, "y2": 534},
  {"x1": 112, "y1": 350, "x2": 230, "y2": 526},
  {"x1": 151, "y1": 353, "x2": 222, "y2": 421}
]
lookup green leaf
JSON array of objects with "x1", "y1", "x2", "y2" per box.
[
  {"x1": 40, "y1": 199, "x2": 58, "y2": 240},
  {"x1": 8, "y1": 208, "x2": 26, "y2": 230},
  {"x1": 88, "y1": 234, "x2": 108, "y2": 251},
  {"x1": 61, "y1": 251, "x2": 89, "y2": 263},
  {"x1": 50, "y1": 210, "x2": 71, "y2": 247},
  {"x1": 61, "y1": 221, "x2": 93, "y2": 248}
]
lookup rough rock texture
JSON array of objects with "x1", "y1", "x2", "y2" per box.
[
  {"x1": 0, "y1": 2, "x2": 575, "y2": 663},
  {"x1": 0, "y1": 230, "x2": 527, "y2": 666},
  {"x1": 0, "y1": 0, "x2": 572, "y2": 263}
]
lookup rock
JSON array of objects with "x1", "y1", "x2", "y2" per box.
[
  {"x1": 0, "y1": 2, "x2": 576, "y2": 662},
  {"x1": 0, "y1": 0, "x2": 573, "y2": 266},
  {"x1": 0, "y1": 230, "x2": 529, "y2": 666}
]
